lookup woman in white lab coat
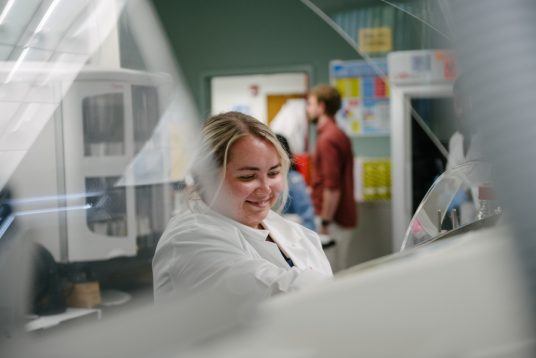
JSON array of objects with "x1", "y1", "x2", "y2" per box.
[{"x1": 152, "y1": 112, "x2": 332, "y2": 303}]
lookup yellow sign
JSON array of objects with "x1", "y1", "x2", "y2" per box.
[
  {"x1": 362, "y1": 159, "x2": 391, "y2": 201},
  {"x1": 335, "y1": 78, "x2": 360, "y2": 98},
  {"x1": 358, "y1": 27, "x2": 392, "y2": 53}
]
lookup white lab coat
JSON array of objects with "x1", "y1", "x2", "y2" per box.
[
  {"x1": 152, "y1": 197, "x2": 333, "y2": 303},
  {"x1": 447, "y1": 131, "x2": 487, "y2": 224},
  {"x1": 270, "y1": 98, "x2": 308, "y2": 154},
  {"x1": 447, "y1": 131, "x2": 483, "y2": 170}
]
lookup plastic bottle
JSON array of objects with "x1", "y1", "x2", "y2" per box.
[{"x1": 477, "y1": 184, "x2": 495, "y2": 220}]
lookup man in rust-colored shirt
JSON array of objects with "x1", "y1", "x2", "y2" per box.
[{"x1": 307, "y1": 84, "x2": 357, "y2": 271}]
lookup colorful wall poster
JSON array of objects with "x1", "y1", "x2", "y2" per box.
[{"x1": 330, "y1": 59, "x2": 390, "y2": 136}]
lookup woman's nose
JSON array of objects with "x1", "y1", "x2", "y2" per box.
[{"x1": 254, "y1": 178, "x2": 270, "y2": 195}]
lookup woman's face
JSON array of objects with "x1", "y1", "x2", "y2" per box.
[{"x1": 214, "y1": 135, "x2": 284, "y2": 228}]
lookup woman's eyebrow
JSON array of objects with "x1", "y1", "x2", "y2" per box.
[{"x1": 237, "y1": 163, "x2": 281, "y2": 171}]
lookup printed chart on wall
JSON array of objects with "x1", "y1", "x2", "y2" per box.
[{"x1": 330, "y1": 59, "x2": 389, "y2": 136}]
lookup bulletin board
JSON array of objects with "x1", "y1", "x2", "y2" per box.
[{"x1": 330, "y1": 59, "x2": 390, "y2": 136}]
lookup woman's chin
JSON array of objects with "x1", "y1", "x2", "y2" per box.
[{"x1": 241, "y1": 210, "x2": 270, "y2": 228}]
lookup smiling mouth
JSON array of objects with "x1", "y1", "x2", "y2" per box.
[{"x1": 245, "y1": 198, "x2": 271, "y2": 208}]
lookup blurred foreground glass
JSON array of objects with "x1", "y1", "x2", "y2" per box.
[{"x1": 0, "y1": 0, "x2": 199, "y2": 340}]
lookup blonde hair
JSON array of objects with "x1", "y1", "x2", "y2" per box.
[{"x1": 190, "y1": 111, "x2": 289, "y2": 211}]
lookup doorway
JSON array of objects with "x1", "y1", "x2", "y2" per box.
[{"x1": 210, "y1": 72, "x2": 308, "y2": 123}]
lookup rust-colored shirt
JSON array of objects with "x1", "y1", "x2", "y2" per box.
[{"x1": 312, "y1": 119, "x2": 357, "y2": 228}]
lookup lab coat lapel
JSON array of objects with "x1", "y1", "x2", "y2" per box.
[
  {"x1": 193, "y1": 200, "x2": 296, "y2": 269},
  {"x1": 236, "y1": 223, "x2": 290, "y2": 269},
  {"x1": 262, "y1": 212, "x2": 308, "y2": 269}
]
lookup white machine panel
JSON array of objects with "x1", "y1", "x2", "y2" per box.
[{"x1": 389, "y1": 49, "x2": 456, "y2": 85}]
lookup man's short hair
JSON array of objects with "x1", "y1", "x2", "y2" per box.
[{"x1": 309, "y1": 84, "x2": 342, "y2": 117}]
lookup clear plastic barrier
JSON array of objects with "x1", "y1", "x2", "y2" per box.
[{"x1": 401, "y1": 160, "x2": 494, "y2": 250}]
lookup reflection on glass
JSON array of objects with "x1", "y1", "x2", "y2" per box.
[
  {"x1": 131, "y1": 85, "x2": 171, "y2": 255},
  {"x1": 132, "y1": 85, "x2": 159, "y2": 154},
  {"x1": 411, "y1": 97, "x2": 455, "y2": 212},
  {"x1": 305, "y1": 0, "x2": 452, "y2": 58},
  {"x1": 82, "y1": 93, "x2": 125, "y2": 156},
  {"x1": 135, "y1": 184, "x2": 168, "y2": 256},
  {"x1": 85, "y1": 176, "x2": 127, "y2": 237},
  {"x1": 402, "y1": 160, "x2": 496, "y2": 250},
  {"x1": 0, "y1": 0, "x2": 202, "y2": 351}
]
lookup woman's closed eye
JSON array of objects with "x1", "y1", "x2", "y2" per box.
[
  {"x1": 238, "y1": 171, "x2": 280, "y2": 181},
  {"x1": 238, "y1": 174, "x2": 256, "y2": 181}
]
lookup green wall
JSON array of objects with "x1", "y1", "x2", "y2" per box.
[
  {"x1": 151, "y1": 0, "x2": 358, "y2": 117},
  {"x1": 149, "y1": 0, "x2": 443, "y2": 157}
]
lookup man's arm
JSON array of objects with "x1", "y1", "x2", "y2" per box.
[{"x1": 320, "y1": 188, "x2": 340, "y2": 235}]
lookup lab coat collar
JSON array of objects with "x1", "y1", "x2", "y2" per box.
[
  {"x1": 262, "y1": 211, "x2": 309, "y2": 268},
  {"x1": 263, "y1": 211, "x2": 301, "y2": 244},
  {"x1": 190, "y1": 198, "x2": 314, "y2": 270},
  {"x1": 191, "y1": 198, "x2": 270, "y2": 242},
  {"x1": 190, "y1": 198, "x2": 293, "y2": 268}
]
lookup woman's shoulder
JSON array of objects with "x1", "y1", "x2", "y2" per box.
[{"x1": 159, "y1": 203, "x2": 238, "y2": 244}]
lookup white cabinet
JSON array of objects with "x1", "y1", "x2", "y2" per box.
[{"x1": 9, "y1": 67, "x2": 174, "y2": 262}]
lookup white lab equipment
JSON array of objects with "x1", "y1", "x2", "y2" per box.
[
  {"x1": 4, "y1": 65, "x2": 176, "y2": 262},
  {"x1": 446, "y1": 131, "x2": 484, "y2": 170}
]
